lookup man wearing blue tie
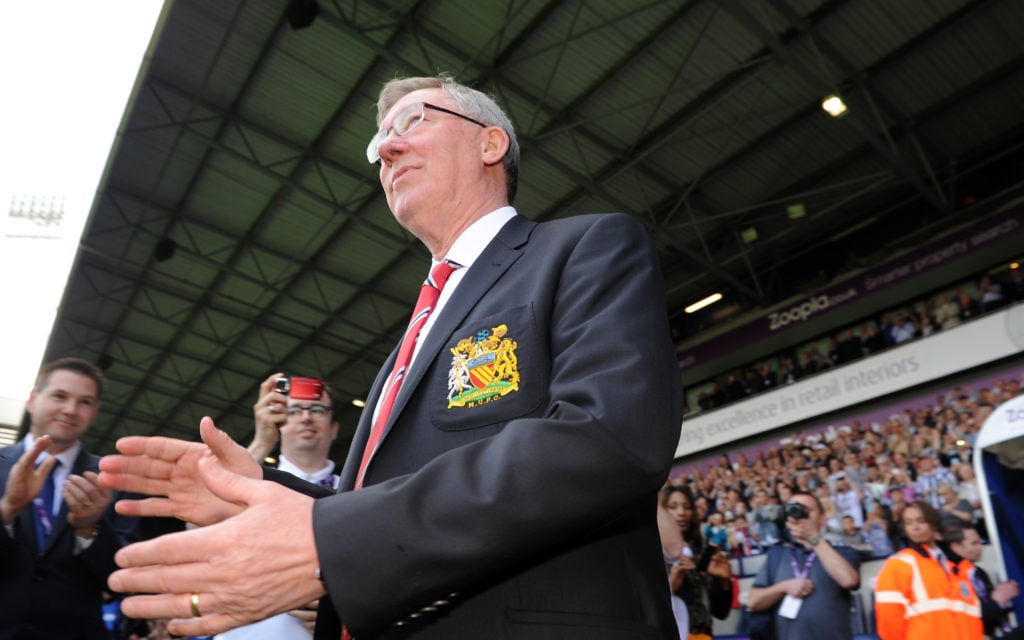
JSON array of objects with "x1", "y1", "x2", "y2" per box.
[{"x1": 0, "y1": 357, "x2": 137, "y2": 640}]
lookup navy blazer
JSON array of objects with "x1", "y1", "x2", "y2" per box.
[
  {"x1": 303, "y1": 213, "x2": 682, "y2": 639},
  {"x1": 0, "y1": 442, "x2": 138, "y2": 640}
]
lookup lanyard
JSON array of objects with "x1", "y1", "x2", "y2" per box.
[{"x1": 789, "y1": 547, "x2": 817, "y2": 579}]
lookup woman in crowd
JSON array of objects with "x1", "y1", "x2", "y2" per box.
[
  {"x1": 874, "y1": 500, "x2": 982, "y2": 639},
  {"x1": 660, "y1": 485, "x2": 734, "y2": 639}
]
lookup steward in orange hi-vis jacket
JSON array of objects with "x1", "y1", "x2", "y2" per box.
[{"x1": 874, "y1": 542, "x2": 982, "y2": 640}]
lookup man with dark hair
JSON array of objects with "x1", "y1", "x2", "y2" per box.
[
  {"x1": 0, "y1": 357, "x2": 137, "y2": 640},
  {"x1": 100, "y1": 73, "x2": 683, "y2": 639},
  {"x1": 940, "y1": 521, "x2": 1022, "y2": 639},
  {"x1": 747, "y1": 490, "x2": 861, "y2": 639}
]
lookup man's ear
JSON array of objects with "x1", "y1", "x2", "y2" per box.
[{"x1": 481, "y1": 127, "x2": 510, "y2": 167}]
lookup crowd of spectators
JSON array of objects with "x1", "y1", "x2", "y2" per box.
[
  {"x1": 668, "y1": 375, "x2": 1024, "y2": 561},
  {"x1": 689, "y1": 265, "x2": 1024, "y2": 415}
]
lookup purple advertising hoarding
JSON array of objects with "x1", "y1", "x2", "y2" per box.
[{"x1": 678, "y1": 204, "x2": 1024, "y2": 371}]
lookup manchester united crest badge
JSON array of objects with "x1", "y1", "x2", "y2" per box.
[{"x1": 447, "y1": 324, "x2": 520, "y2": 408}]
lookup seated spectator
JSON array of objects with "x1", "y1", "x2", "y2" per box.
[
  {"x1": 827, "y1": 337, "x2": 841, "y2": 366},
  {"x1": 756, "y1": 363, "x2": 777, "y2": 391},
  {"x1": 801, "y1": 346, "x2": 828, "y2": 375},
  {"x1": 862, "y1": 322, "x2": 886, "y2": 354},
  {"x1": 937, "y1": 482, "x2": 974, "y2": 526},
  {"x1": 836, "y1": 328, "x2": 863, "y2": 364},
  {"x1": 727, "y1": 514, "x2": 760, "y2": 557},
  {"x1": 724, "y1": 373, "x2": 748, "y2": 402},
  {"x1": 914, "y1": 454, "x2": 957, "y2": 509},
  {"x1": 934, "y1": 293, "x2": 962, "y2": 330},
  {"x1": 890, "y1": 311, "x2": 918, "y2": 343},
  {"x1": 978, "y1": 274, "x2": 1007, "y2": 312},
  {"x1": 917, "y1": 306, "x2": 938, "y2": 337},
  {"x1": 863, "y1": 505, "x2": 895, "y2": 558},
  {"x1": 959, "y1": 289, "x2": 982, "y2": 321},
  {"x1": 751, "y1": 489, "x2": 782, "y2": 546},
  {"x1": 703, "y1": 512, "x2": 729, "y2": 549},
  {"x1": 956, "y1": 464, "x2": 985, "y2": 537},
  {"x1": 709, "y1": 381, "x2": 727, "y2": 407},
  {"x1": 778, "y1": 355, "x2": 801, "y2": 384},
  {"x1": 697, "y1": 389, "x2": 713, "y2": 412},
  {"x1": 832, "y1": 514, "x2": 867, "y2": 549}
]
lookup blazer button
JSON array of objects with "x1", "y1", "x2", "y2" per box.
[{"x1": 420, "y1": 606, "x2": 437, "y2": 613}]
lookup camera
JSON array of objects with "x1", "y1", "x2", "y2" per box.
[
  {"x1": 784, "y1": 502, "x2": 810, "y2": 520},
  {"x1": 273, "y1": 377, "x2": 290, "y2": 395}
]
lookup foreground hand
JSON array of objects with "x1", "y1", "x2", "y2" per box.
[
  {"x1": 1, "y1": 435, "x2": 56, "y2": 524},
  {"x1": 288, "y1": 600, "x2": 319, "y2": 632},
  {"x1": 992, "y1": 580, "x2": 1019, "y2": 606},
  {"x1": 98, "y1": 417, "x2": 262, "y2": 526},
  {"x1": 64, "y1": 471, "x2": 112, "y2": 530},
  {"x1": 782, "y1": 577, "x2": 814, "y2": 599},
  {"x1": 707, "y1": 548, "x2": 732, "y2": 579},
  {"x1": 109, "y1": 451, "x2": 325, "y2": 636}
]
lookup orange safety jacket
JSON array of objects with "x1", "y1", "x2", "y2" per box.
[{"x1": 874, "y1": 543, "x2": 982, "y2": 640}]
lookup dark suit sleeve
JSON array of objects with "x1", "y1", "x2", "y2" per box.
[
  {"x1": 312, "y1": 214, "x2": 683, "y2": 632},
  {"x1": 263, "y1": 466, "x2": 334, "y2": 498},
  {"x1": 77, "y1": 498, "x2": 139, "y2": 590},
  {"x1": 975, "y1": 566, "x2": 1005, "y2": 633}
]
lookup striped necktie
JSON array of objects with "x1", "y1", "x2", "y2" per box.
[
  {"x1": 33, "y1": 459, "x2": 61, "y2": 551},
  {"x1": 354, "y1": 261, "x2": 456, "y2": 490}
]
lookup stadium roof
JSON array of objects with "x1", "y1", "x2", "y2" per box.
[{"x1": 44, "y1": 0, "x2": 1024, "y2": 457}]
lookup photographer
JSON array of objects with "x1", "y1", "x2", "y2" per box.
[
  {"x1": 747, "y1": 491, "x2": 861, "y2": 640},
  {"x1": 216, "y1": 373, "x2": 341, "y2": 640}
]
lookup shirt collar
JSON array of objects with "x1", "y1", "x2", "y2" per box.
[
  {"x1": 277, "y1": 454, "x2": 336, "y2": 485},
  {"x1": 442, "y1": 206, "x2": 516, "y2": 269},
  {"x1": 24, "y1": 432, "x2": 82, "y2": 469}
]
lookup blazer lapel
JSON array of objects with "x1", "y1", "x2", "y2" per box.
[{"x1": 373, "y1": 216, "x2": 534, "y2": 452}]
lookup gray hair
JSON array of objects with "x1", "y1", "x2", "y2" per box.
[{"x1": 375, "y1": 74, "x2": 520, "y2": 204}]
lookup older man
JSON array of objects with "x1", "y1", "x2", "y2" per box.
[
  {"x1": 100, "y1": 74, "x2": 683, "y2": 639},
  {"x1": 0, "y1": 357, "x2": 137, "y2": 640}
]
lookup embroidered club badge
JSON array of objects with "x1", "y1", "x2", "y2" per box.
[{"x1": 447, "y1": 324, "x2": 520, "y2": 408}]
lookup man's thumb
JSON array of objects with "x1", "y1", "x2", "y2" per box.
[
  {"x1": 196, "y1": 451, "x2": 261, "y2": 508},
  {"x1": 199, "y1": 416, "x2": 262, "y2": 480}
]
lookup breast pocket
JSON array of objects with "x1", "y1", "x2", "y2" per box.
[{"x1": 430, "y1": 304, "x2": 548, "y2": 432}]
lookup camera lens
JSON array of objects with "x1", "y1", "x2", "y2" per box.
[
  {"x1": 784, "y1": 502, "x2": 810, "y2": 520},
  {"x1": 274, "y1": 377, "x2": 290, "y2": 394}
]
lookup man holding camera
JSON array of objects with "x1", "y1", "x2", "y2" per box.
[
  {"x1": 245, "y1": 373, "x2": 341, "y2": 492},
  {"x1": 747, "y1": 491, "x2": 861, "y2": 640},
  {"x1": 214, "y1": 373, "x2": 342, "y2": 640}
]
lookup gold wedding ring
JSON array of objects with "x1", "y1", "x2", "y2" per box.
[{"x1": 190, "y1": 592, "x2": 202, "y2": 617}]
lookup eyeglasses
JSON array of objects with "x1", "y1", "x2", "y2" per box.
[
  {"x1": 366, "y1": 102, "x2": 487, "y2": 164},
  {"x1": 286, "y1": 404, "x2": 331, "y2": 420}
]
